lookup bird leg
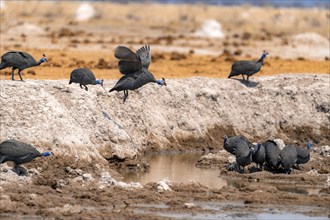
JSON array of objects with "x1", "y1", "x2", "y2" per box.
[
  {"x1": 17, "y1": 70, "x2": 24, "y2": 81},
  {"x1": 11, "y1": 67, "x2": 15, "y2": 80},
  {"x1": 84, "y1": 85, "x2": 88, "y2": 91},
  {"x1": 13, "y1": 164, "x2": 28, "y2": 176},
  {"x1": 123, "y1": 90, "x2": 128, "y2": 103},
  {"x1": 246, "y1": 76, "x2": 250, "y2": 81},
  {"x1": 80, "y1": 84, "x2": 83, "y2": 89},
  {"x1": 241, "y1": 74, "x2": 245, "y2": 81}
]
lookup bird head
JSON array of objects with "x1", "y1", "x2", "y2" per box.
[
  {"x1": 96, "y1": 79, "x2": 104, "y2": 87},
  {"x1": 156, "y1": 77, "x2": 167, "y2": 86},
  {"x1": 223, "y1": 135, "x2": 228, "y2": 143},
  {"x1": 262, "y1": 50, "x2": 269, "y2": 58},
  {"x1": 42, "y1": 151, "x2": 52, "y2": 157},
  {"x1": 40, "y1": 54, "x2": 48, "y2": 63},
  {"x1": 307, "y1": 141, "x2": 313, "y2": 150}
]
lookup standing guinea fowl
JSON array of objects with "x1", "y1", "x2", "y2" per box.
[
  {"x1": 295, "y1": 141, "x2": 313, "y2": 169},
  {"x1": 0, "y1": 51, "x2": 48, "y2": 81},
  {"x1": 279, "y1": 144, "x2": 297, "y2": 174},
  {"x1": 223, "y1": 135, "x2": 251, "y2": 155},
  {"x1": 252, "y1": 143, "x2": 266, "y2": 170},
  {"x1": 263, "y1": 140, "x2": 281, "y2": 171},
  {"x1": 0, "y1": 139, "x2": 52, "y2": 176},
  {"x1": 109, "y1": 45, "x2": 167, "y2": 102},
  {"x1": 69, "y1": 67, "x2": 103, "y2": 91},
  {"x1": 228, "y1": 50, "x2": 268, "y2": 81},
  {"x1": 235, "y1": 140, "x2": 253, "y2": 173}
]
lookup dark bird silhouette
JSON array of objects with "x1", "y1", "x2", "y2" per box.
[
  {"x1": 228, "y1": 50, "x2": 268, "y2": 81},
  {"x1": 0, "y1": 51, "x2": 48, "y2": 81},
  {"x1": 263, "y1": 140, "x2": 281, "y2": 170},
  {"x1": 295, "y1": 141, "x2": 313, "y2": 168},
  {"x1": 223, "y1": 135, "x2": 250, "y2": 155},
  {"x1": 235, "y1": 140, "x2": 253, "y2": 173},
  {"x1": 109, "y1": 45, "x2": 166, "y2": 102},
  {"x1": 69, "y1": 67, "x2": 103, "y2": 91},
  {"x1": 252, "y1": 143, "x2": 266, "y2": 170},
  {"x1": 279, "y1": 144, "x2": 297, "y2": 174},
  {"x1": 0, "y1": 139, "x2": 52, "y2": 176}
]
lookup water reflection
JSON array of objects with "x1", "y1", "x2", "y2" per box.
[{"x1": 122, "y1": 152, "x2": 227, "y2": 189}]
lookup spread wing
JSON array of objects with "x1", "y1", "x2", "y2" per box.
[
  {"x1": 136, "y1": 45, "x2": 151, "y2": 69},
  {"x1": 115, "y1": 46, "x2": 141, "y2": 75}
]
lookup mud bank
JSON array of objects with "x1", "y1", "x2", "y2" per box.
[
  {"x1": 0, "y1": 74, "x2": 329, "y2": 165},
  {"x1": 0, "y1": 74, "x2": 329, "y2": 219}
]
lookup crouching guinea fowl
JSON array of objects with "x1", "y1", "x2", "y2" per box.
[
  {"x1": 295, "y1": 141, "x2": 313, "y2": 169},
  {"x1": 0, "y1": 51, "x2": 48, "y2": 81},
  {"x1": 109, "y1": 45, "x2": 167, "y2": 102},
  {"x1": 279, "y1": 144, "x2": 297, "y2": 174},
  {"x1": 252, "y1": 143, "x2": 266, "y2": 170},
  {"x1": 0, "y1": 139, "x2": 52, "y2": 176},
  {"x1": 228, "y1": 50, "x2": 268, "y2": 81},
  {"x1": 223, "y1": 135, "x2": 251, "y2": 155},
  {"x1": 69, "y1": 67, "x2": 103, "y2": 91},
  {"x1": 235, "y1": 140, "x2": 253, "y2": 173},
  {"x1": 263, "y1": 140, "x2": 281, "y2": 171}
]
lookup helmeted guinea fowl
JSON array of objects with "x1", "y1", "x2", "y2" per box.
[
  {"x1": 0, "y1": 139, "x2": 52, "y2": 176},
  {"x1": 69, "y1": 67, "x2": 103, "y2": 91},
  {"x1": 252, "y1": 143, "x2": 266, "y2": 170},
  {"x1": 263, "y1": 140, "x2": 281, "y2": 170},
  {"x1": 295, "y1": 141, "x2": 313, "y2": 168},
  {"x1": 228, "y1": 50, "x2": 268, "y2": 81},
  {"x1": 279, "y1": 144, "x2": 297, "y2": 174},
  {"x1": 109, "y1": 45, "x2": 167, "y2": 102},
  {"x1": 0, "y1": 51, "x2": 48, "y2": 81},
  {"x1": 235, "y1": 140, "x2": 253, "y2": 173},
  {"x1": 223, "y1": 135, "x2": 251, "y2": 155}
]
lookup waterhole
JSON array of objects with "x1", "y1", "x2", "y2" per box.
[{"x1": 122, "y1": 151, "x2": 228, "y2": 189}]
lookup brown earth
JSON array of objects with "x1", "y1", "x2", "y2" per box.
[{"x1": 0, "y1": 1, "x2": 330, "y2": 219}]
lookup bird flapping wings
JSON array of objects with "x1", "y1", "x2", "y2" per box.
[
  {"x1": 136, "y1": 45, "x2": 151, "y2": 69},
  {"x1": 115, "y1": 45, "x2": 151, "y2": 75}
]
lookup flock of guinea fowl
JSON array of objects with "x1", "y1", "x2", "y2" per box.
[{"x1": 0, "y1": 45, "x2": 312, "y2": 176}]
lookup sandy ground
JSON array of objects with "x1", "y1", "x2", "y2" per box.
[{"x1": 0, "y1": 1, "x2": 330, "y2": 219}]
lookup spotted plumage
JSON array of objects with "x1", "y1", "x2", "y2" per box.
[
  {"x1": 0, "y1": 51, "x2": 47, "y2": 81},
  {"x1": 109, "y1": 45, "x2": 166, "y2": 102}
]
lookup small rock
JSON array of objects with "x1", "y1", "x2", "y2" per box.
[
  {"x1": 75, "y1": 169, "x2": 83, "y2": 176},
  {"x1": 306, "y1": 169, "x2": 319, "y2": 176},
  {"x1": 273, "y1": 139, "x2": 285, "y2": 150},
  {"x1": 184, "y1": 202, "x2": 196, "y2": 208},
  {"x1": 82, "y1": 173, "x2": 92, "y2": 181},
  {"x1": 228, "y1": 155, "x2": 236, "y2": 164},
  {"x1": 156, "y1": 178, "x2": 171, "y2": 193},
  {"x1": 56, "y1": 188, "x2": 62, "y2": 193},
  {"x1": 29, "y1": 194, "x2": 37, "y2": 200},
  {"x1": 320, "y1": 145, "x2": 330, "y2": 157}
]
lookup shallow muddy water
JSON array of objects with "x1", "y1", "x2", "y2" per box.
[{"x1": 122, "y1": 151, "x2": 228, "y2": 189}]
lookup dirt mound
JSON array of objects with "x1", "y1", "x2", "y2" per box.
[
  {"x1": 290, "y1": 32, "x2": 329, "y2": 48},
  {"x1": 0, "y1": 74, "x2": 329, "y2": 167}
]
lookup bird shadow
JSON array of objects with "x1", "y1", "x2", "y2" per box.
[{"x1": 232, "y1": 78, "x2": 259, "y2": 88}]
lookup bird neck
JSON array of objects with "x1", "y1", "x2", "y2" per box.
[
  {"x1": 307, "y1": 142, "x2": 312, "y2": 150},
  {"x1": 257, "y1": 53, "x2": 267, "y2": 63},
  {"x1": 35, "y1": 60, "x2": 44, "y2": 66},
  {"x1": 96, "y1": 79, "x2": 103, "y2": 86},
  {"x1": 254, "y1": 144, "x2": 261, "y2": 153}
]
